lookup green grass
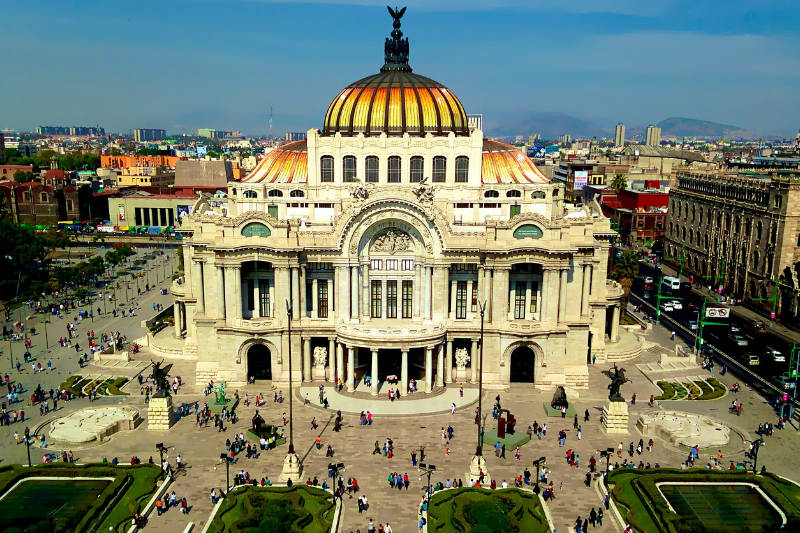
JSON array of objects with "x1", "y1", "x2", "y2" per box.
[
  {"x1": 58, "y1": 376, "x2": 128, "y2": 397},
  {"x1": 608, "y1": 469, "x2": 800, "y2": 533},
  {"x1": 684, "y1": 381, "x2": 701, "y2": 400},
  {"x1": 701, "y1": 378, "x2": 727, "y2": 400},
  {"x1": 0, "y1": 463, "x2": 161, "y2": 533},
  {"x1": 206, "y1": 485, "x2": 334, "y2": 533},
  {"x1": 427, "y1": 487, "x2": 549, "y2": 533},
  {"x1": 655, "y1": 381, "x2": 676, "y2": 400},
  {"x1": 673, "y1": 382, "x2": 688, "y2": 400}
]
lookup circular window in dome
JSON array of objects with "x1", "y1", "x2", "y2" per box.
[{"x1": 242, "y1": 222, "x2": 271, "y2": 238}]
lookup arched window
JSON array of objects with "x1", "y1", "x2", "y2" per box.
[
  {"x1": 432, "y1": 156, "x2": 446, "y2": 182},
  {"x1": 455, "y1": 156, "x2": 468, "y2": 182},
  {"x1": 756, "y1": 220, "x2": 763, "y2": 240},
  {"x1": 343, "y1": 155, "x2": 356, "y2": 182},
  {"x1": 506, "y1": 190, "x2": 522, "y2": 198},
  {"x1": 320, "y1": 155, "x2": 333, "y2": 182},
  {"x1": 484, "y1": 190, "x2": 499, "y2": 198},
  {"x1": 752, "y1": 250, "x2": 760, "y2": 270},
  {"x1": 365, "y1": 156, "x2": 379, "y2": 183},
  {"x1": 268, "y1": 189, "x2": 283, "y2": 197},
  {"x1": 243, "y1": 190, "x2": 258, "y2": 199},
  {"x1": 410, "y1": 156, "x2": 424, "y2": 183},
  {"x1": 289, "y1": 190, "x2": 304, "y2": 198},
  {"x1": 531, "y1": 191, "x2": 546, "y2": 199},
  {"x1": 241, "y1": 222, "x2": 271, "y2": 238},
  {"x1": 388, "y1": 156, "x2": 401, "y2": 183}
]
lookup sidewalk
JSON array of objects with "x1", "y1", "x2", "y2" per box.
[{"x1": 299, "y1": 385, "x2": 479, "y2": 415}]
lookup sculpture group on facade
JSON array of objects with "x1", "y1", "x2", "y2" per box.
[{"x1": 372, "y1": 230, "x2": 412, "y2": 254}]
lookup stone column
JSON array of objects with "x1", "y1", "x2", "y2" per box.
[
  {"x1": 424, "y1": 266, "x2": 433, "y2": 320},
  {"x1": 484, "y1": 267, "x2": 493, "y2": 322},
  {"x1": 508, "y1": 279, "x2": 516, "y2": 321},
  {"x1": 350, "y1": 266, "x2": 359, "y2": 321},
  {"x1": 254, "y1": 277, "x2": 261, "y2": 318},
  {"x1": 470, "y1": 339, "x2": 477, "y2": 383},
  {"x1": 274, "y1": 267, "x2": 289, "y2": 321},
  {"x1": 414, "y1": 264, "x2": 422, "y2": 318},
  {"x1": 466, "y1": 279, "x2": 474, "y2": 320},
  {"x1": 544, "y1": 268, "x2": 558, "y2": 324},
  {"x1": 371, "y1": 349, "x2": 379, "y2": 395},
  {"x1": 436, "y1": 345, "x2": 444, "y2": 387},
  {"x1": 361, "y1": 263, "x2": 370, "y2": 320},
  {"x1": 328, "y1": 337, "x2": 335, "y2": 382},
  {"x1": 492, "y1": 267, "x2": 509, "y2": 323},
  {"x1": 581, "y1": 264, "x2": 592, "y2": 316},
  {"x1": 173, "y1": 303, "x2": 182, "y2": 337},
  {"x1": 193, "y1": 261, "x2": 205, "y2": 315},
  {"x1": 336, "y1": 267, "x2": 349, "y2": 322},
  {"x1": 433, "y1": 267, "x2": 448, "y2": 321},
  {"x1": 311, "y1": 277, "x2": 318, "y2": 319},
  {"x1": 291, "y1": 267, "x2": 300, "y2": 318},
  {"x1": 347, "y1": 346, "x2": 355, "y2": 392},
  {"x1": 336, "y1": 342, "x2": 344, "y2": 384},
  {"x1": 611, "y1": 305, "x2": 620, "y2": 342},
  {"x1": 425, "y1": 346, "x2": 433, "y2": 392},
  {"x1": 450, "y1": 278, "x2": 457, "y2": 320},
  {"x1": 299, "y1": 265, "x2": 307, "y2": 318},
  {"x1": 303, "y1": 336, "x2": 312, "y2": 382},
  {"x1": 232, "y1": 265, "x2": 242, "y2": 321},
  {"x1": 558, "y1": 268, "x2": 568, "y2": 323},
  {"x1": 401, "y1": 349, "x2": 408, "y2": 394},
  {"x1": 269, "y1": 280, "x2": 275, "y2": 318},
  {"x1": 446, "y1": 339, "x2": 453, "y2": 383},
  {"x1": 381, "y1": 279, "x2": 387, "y2": 319},
  {"x1": 216, "y1": 265, "x2": 225, "y2": 320}
]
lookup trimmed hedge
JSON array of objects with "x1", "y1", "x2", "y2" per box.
[
  {"x1": 655, "y1": 381, "x2": 676, "y2": 400},
  {"x1": 427, "y1": 487, "x2": 549, "y2": 533},
  {"x1": 608, "y1": 468, "x2": 800, "y2": 533}
]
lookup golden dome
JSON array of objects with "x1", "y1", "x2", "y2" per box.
[{"x1": 322, "y1": 7, "x2": 468, "y2": 137}]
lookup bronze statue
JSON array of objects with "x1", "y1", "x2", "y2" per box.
[
  {"x1": 252, "y1": 410, "x2": 266, "y2": 434},
  {"x1": 149, "y1": 359, "x2": 172, "y2": 398},
  {"x1": 383, "y1": 6, "x2": 411, "y2": 72},
  {"x1": 603, "y1": 363, "x2": 629, "y2": 402},
  {"x1": 551, "y1": 385, "x2": 568, "y2": 410}
]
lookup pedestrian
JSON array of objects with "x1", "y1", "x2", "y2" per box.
[
  {"x1": 631, "y1": 392, "x2": 636, "y2": 405},
  {"x1": 451, "y1": 402, "x2": 456, "y2": 415},
  {"x1": 584, "y1": 409, "x2": 590, "y2": 422}
]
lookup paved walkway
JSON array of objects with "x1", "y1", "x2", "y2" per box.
[{"x1": 299, "y1": 385, "x2": 479, "y2": 415}]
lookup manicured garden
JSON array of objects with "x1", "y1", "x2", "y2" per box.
[
  {"x1": 655, "y1": 378, "x2": 725, "y2": 401},
  {"x1": 206, "y1": 485, "x2": 335, "y2": 533},
  {"x1": 0, "y1": 463, "x2": 161, "y2": 533},
  {"x1": 59, "y1": 375, "x2": 128, "y2": 397},
  {"x1": 426, "y1": 487, "x2": 549, "y2": 533},
  {"x1": 607, "y1": 468, "x2": 800, "y2": 533}
]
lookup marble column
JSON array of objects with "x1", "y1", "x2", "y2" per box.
[
  {"x1": 436, "y1": 345, "x2": 444, "y2": 387},
  {"x1": 466, "y1": 279, "x2": 474, "y2": 320},
  {"x1": 291, "y1": 267, "x2": 300, "y2": 318},
  {"x1": 350, "y1": 266, "x2": 359, "y2": 321},
  {"x1": 336, "y1": 267, "x2": 349, "y2": 321},
  {"x1": 232, "y1": 265, "x2": 242, "y2": 321},
  {"x1": 611, "y1": 305, "x2": 620, "y2": 342},
  {"x1": 558, "y1": 268, "x2": 568, "y2": 323},
  {"x1": 414, "y1": 264, "x2": 422, "y2": 318},
  {"x1": 544, "y1": 269, "x2": 558, "y2": 323},
  {"x1": 299, "y1": 265, "x2": 307, "y2": 318},
  {"x1": 371, "y1": 349, "x2": 379, "y2": 395},
  {"x1": 173, "y1": 303, "x2": 182, "y2": 337},
  {"x1": 450, "y1": 279, "x2": 457, "y2": 320},
  {"x1": 470, "y1": 339, "x2": 477, "y2": 383},
  {"x1": 254, "y1": 278, "x2": 262, "y2": 318},
  {"x1": 303, "y1": 337, "x2": 312, "y2": 382},
  {"x1": 336, "y1": 342, "x2": 344, "y2": 384},
  {"x1": 328, "y1": 337, "x2": 335, "y2": 382},
  {"x1": 508, "y1": 279, "x2": 517, "y2": 321},
  {"x1": 425, "y1": 346, "x2": 433, "y2": 392},
  {"x1": 361, "y1": 263, "x2": 370, "y2": 319},
  {"x1": 484, "y1": 268, "x2": 493, "y2": 322},
  {"x1": 216, "y1": 265, "x2": 225, "y2": 320},
  {"x1": 274, "y1": 267, "x2": 289, "y2": 321},
  {"x1": 401, "y1": 349, "x2": 408, "y2": 394},
  {"x1": 311, "y1": 278, "x2": 318, "y2": 319},
  {"x1": 581, "y1": 264, "x2": 592, "y2": 317},
  {"x1": 347, "y1": 346, "x2": 355, "y2": 392},
  {"x1": 446, "y1": 339, "x2": 454, "y2": 383},
  {"x1": 424, "y1": 266, "x2": 433, "y2": 320},
  {"x1": 193, "y1": 261, "x2": 205, "y2": 315},
  {"x1": 492, "y1": 268, "x2": 509, "y2": 323}
]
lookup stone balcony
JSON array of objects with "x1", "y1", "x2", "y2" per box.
[
  {"x1": 606, "y1": 279, "x2": 625, "y2": 301},
  {"x1": 170, "y1": 276, "x2": 187, "y2": 297},
  {"x1": 335, "y1": 320, "x2": 446, "y2": 348}
]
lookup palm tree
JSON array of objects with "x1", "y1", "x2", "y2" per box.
[
  {"x1": 610, "y1": 173, "x2": 627, "y2": 194},
  {"x1": 610, "y1": 250, "x2": 639, "y2": 315}
]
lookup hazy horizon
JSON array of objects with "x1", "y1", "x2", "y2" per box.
[{"x1": 3, "y1": 0, "x2": 799, "y2": 138}]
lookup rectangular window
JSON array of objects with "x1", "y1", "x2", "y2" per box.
[
  {"x1": 388, "y1": 156, "x2": 401, "y2": 183},
  {"x1": 168, "y1": 209, "x2": 175, "y2": 227},
  {"x1": 343, "y1": 156, "x2": 356, "y2": 182},
  {"x1": 366, "y1": 157, "x2": 379, "y2": 183},
  {"x1": 410, "y1": 157, "x2": 424, "y2": 182},
  {"x1": 320, "y1": 156, "x2": 333, "y2": 182},
  {"x1": 386, "y1": 280, "x2": 397, "y2": 318},
  {"x1": 432, "y1": 156, "x2": 446, "y2": 183},
  {"x1": 247, "y1": 279, "x2": 255, "y2": 311},
  {"x1": 318, "y1": 280, "x2": 328, "y2": 319},
  {"x1": 510, "y1": 204, "x2": 521, "y2": 217},
  {"x1": 385, "y1": 259, "x2": 398, "y2": 270},
  {"x1": 514, "y1": 281, "x2": 526, "y2": 319},
  {"x1": 529, "y1": 281, "x2": 538, "y2": 315},
  {"x1": 455, "y1": 156, "x2": 468, "y2": 182},
  {"x1": 401, "y1": 259, "x2": 414, "y2": 271},
  {"x1": 370, "y1": 280, "x2": 382, "y2": 318},
  {"x1": 455, "y1": 280, "x2": 468, "y2": 319},
  {"x1": 370, "y1": 259, "x2": 382, "y2": 270},
  {"x1": 143, "y1": 209, "x2": 151, "y2": 226},
  {"x1": 135, "y1": 208, "x2": 143, "y2": 226},
  {"x1": 268, "y1": 205, "x2": 278, "y2": 218},
  {"x1": 402, "y1": 280, "x2": 413, "y2": 319},
  {"x1": 471, "y1": 281, "x2": 478, "y2": 312},
  {"x1": 259, "y1": 280, "x2": 270, "y2": 317}
]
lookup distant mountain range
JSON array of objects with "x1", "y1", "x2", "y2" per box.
[{"x1": 487, "y1": 113, "x2": 759, "y2": 141}]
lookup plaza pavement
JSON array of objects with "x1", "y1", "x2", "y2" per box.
[{"x1": 4, "y1": 260, "x2": 800, "y2": 533}]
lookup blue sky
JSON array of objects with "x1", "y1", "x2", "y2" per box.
[{"x1": 2, "y1": 0, "x2": 799, "y2": 137}]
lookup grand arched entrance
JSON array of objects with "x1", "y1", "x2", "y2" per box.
[
  {"x1": 509, "y1": 345, "x2": 536, "y2": 382},
  {"x1": 247, "y1": 344, "x2": 272, "y2": 381}
]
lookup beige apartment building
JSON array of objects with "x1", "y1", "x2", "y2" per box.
[
  {"x1": 162, "y1": 11, "x2": 634, "y2": 391},
  {"x1": 665, "y1": 170, "x2": 800, "y2": 320}
]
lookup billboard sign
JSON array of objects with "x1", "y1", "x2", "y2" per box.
[
  {"x1": 705, "y1": 307, "x2": 730, "y2": 318},
  {"x1": 573, "y1": 170, "x2": 588, "y2": 190}
]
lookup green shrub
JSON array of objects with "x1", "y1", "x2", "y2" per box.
[{"x1": 655, "y1": 381, "x2": 675, "y2": 400}]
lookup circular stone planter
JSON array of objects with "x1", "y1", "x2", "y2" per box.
[{"x1": 48, "y1": 406, "x2": 142, "y2": 445}]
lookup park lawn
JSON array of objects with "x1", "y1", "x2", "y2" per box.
[
  {"x1": 655, "y1": 381, "x2": 676, "y2": 400},
  {"x1": 607, "y1": 468, "x2": 800, "y2": 533},
  {"x1": 207, "y1": 485, "x2": 335, "y2": 533},
  {"x1": 0, "y1": 463, "x2": 161, "y2": 533},
  {"x1": 427, "y1": 487, "x2": 549, "y2": 533}
]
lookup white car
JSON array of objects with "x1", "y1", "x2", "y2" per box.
[
  {"x1": 644, "y1": 276, "x2": 654, "y2": 284},
  {"x1": 766, "y1": 348, "x2": 785, "y2": 363},
  {"x1": 660, "y1": 303, "x2": 674, "y2": 312},
  {"x1": 729, "y1": 333, "x2": 749, "y2": 346},
  {"x1": 669, "y1": 300, "x2": 683, "y2": 310}
]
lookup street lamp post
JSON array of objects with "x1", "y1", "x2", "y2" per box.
[
  {"x1": 751, "y1": 439, "x2": 765, "y2": 474},
  {"x1": 220, "y1": 453, "x2": 231, "y2": 495},
  {"x1": 476, "y1": 301, "x2": 486, "y2": 454},
  {"x1": 286, "y1": 300, "x2": 295, "y2": 455},
  {"x1": 329, "y1": 462, "x2": 345, "y2": 498},
  {"x1": 600, "y1": 447, "x2": 614, "y2": 478},
  {"x1": 419, "y1": 463, "x2": 436, "y2": 506},
  {"x1": 156, "y1": 443, "x2": 167, "y2": 479},
  {"x1": 532, "y1": 456, "x2": 546, "y2": 493},
  {"x1": 24, "y1": 433, "x2": 33, "y2": 467}
]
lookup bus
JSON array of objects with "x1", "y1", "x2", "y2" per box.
[{"x1": 661, "y1": 276, "x2": 681, "y2": 292}]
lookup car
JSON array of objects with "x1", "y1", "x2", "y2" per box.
[
  {"x1": 669, "y1": 300, "x2": 683, "y2": 310},
  {"x1": 747, "y1": 354, "x2": 760, "y2": 366},
  {"x1": 730, "y1": 324, "x2": 741, "y2": 333},
  {"x1": 644, "y1": 276, "x2": 654, "y2": 284},
  {"x1": 728, "y1": 333, "x2": 749, "y2": 346},
  {"x1": 765, "y1": 348, "x2": 785, "y2": 363},
  {"x1": 689, "y1": 320, "x2": 699, "y2": 331},
  {"x1": 660, "y1": 303, "x2": 674, "y2": 312},
  {"x1": 773, "y1": 375, "x2": 796, "y2": 390}
]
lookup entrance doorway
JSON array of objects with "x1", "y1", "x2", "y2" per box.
[
  {"x1": 378, "y1": 349, "x2": 402, "y2": 383},
  {"x1": 509, "y1": 346, "x2": 535, "y2": 382},
  {"x1": 247, "y1": 344, "x2": 272, "y2": 381}
]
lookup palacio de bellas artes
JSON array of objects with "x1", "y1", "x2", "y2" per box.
[{"x1": 166, "y1": 12, "x2": 633, "y2": 395}]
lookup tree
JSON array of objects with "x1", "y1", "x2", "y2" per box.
[
  {"x1": 13, "y1": 170, "x2": 34, "y2": 183},
  {"x1": 610, "y1": 173, "x2": 627, "y2": 194},
  {"x1": 609, "y1": 250, "x2": 638, "y2": 316}
]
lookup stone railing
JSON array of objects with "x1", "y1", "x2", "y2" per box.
[
  {"x1": 336, "y1": 321, "x2": 446, "y2": 345},
  {"x1": 606, "y1": 279, "x2": 625, "y2": 300},
  {"x1": 170, "y1": 276, "x2": 186, "y2": 297}
]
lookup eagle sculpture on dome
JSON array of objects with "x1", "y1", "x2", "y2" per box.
[
  {"x1": 383, "y1": 6, "x2": 411, "y2": 72},
  {"x1": 388, "y1": 5, "x2": 406, "y2": 22}
]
